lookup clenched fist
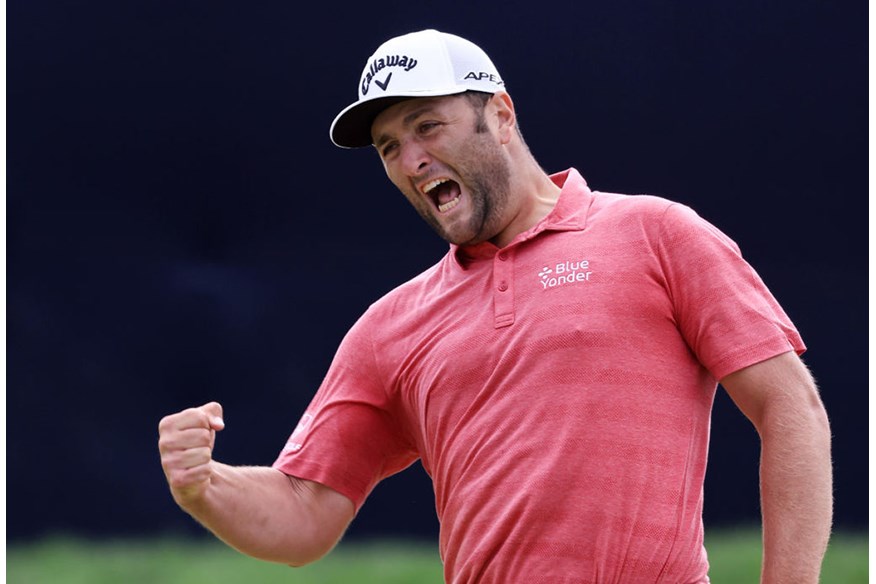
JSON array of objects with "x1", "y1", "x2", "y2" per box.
[{"x1": 158, "y1": 402, "x2": 225, "y2": 507}]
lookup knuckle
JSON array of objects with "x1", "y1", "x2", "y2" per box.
[
  {"x1": 157, "y1": 435, "x2": 174, "y2": 453},
  {"x1": 157, "y1": 414, "x2": 174, "y2": 432}
]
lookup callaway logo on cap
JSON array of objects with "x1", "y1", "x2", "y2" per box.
[{"x1": 330, "y1": 29, "x2": 505, "y2": 149}]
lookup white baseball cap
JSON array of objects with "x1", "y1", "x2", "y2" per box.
[{"x1": 329, "y1": 29, "x2": 505, "y2": 148}]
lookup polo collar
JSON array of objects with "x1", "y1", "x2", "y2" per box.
[{"x1": 451, "y1": 168, "x2": 594, "y2": 264}]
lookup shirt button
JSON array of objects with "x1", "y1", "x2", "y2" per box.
[
  {"x1": 497, "y1": 281, "x2": 509, "y2": 292},
  {"x1": 497, "y1": 252, "x2": 508, "y2": 261}
]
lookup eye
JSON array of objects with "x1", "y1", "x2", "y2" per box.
[
  {"x1": 380, "y1": 142, "x2": 399, "y2": 158},
  {"x1": 417, "y1": 121, "x2": 441, "y2": 135}
]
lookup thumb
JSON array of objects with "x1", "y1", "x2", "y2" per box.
[{"x1": 201, "y1": 401, "x2": 225, "y2": 431}]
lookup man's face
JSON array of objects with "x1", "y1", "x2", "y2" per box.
[{"x1": 371, "y1": 94, "x2": 513, "y2": 246}]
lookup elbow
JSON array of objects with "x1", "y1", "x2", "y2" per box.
[
  {"x1": 803, "y1": 391, "x2": 832, "y2": 445},
  {"x1": 238, "y1": 525, "x2": 343, "y2": 567},
  {"x1": 758, "y1": 388, "x2": 832, "y2": 465},
  {"x1": 285, "y1": 538, "x2": 341, "y2": 568},
  {"x1": 282, "y1": 518, "x2": 348, "y2": 567}
]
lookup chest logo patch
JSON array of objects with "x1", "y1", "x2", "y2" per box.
[{"x1": 538, "y1": 259, "x2": 593, "y2": 290}]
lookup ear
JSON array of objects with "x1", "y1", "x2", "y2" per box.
[{"x1": 490, "y1": 91, "x2": 516, "y2": 144}]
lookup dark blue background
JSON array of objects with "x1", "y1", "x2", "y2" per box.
[{"x1": 8, "y1": 0, "x2": 866, "y2": 542}]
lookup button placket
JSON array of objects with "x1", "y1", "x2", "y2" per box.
[{"x1": 493, "y1": 249, "x2": 515, "y2": 328}]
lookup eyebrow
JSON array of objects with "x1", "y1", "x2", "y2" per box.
[{"x1": 373, "y1": 104, "x2": 440, "y2": 150}]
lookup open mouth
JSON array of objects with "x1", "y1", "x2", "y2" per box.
[{"x1": 423, "y1": 178, "x2": 462, "y2": 213}]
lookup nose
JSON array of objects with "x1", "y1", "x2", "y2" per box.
[{"x1": 398, "y1": 140, "x2": 431, "y2": 177}]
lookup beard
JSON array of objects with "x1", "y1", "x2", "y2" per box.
[{"x1": 411, "y1": 130, "x2": 513, "y2": 247}]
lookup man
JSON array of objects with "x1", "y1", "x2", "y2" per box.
[{"x1": 158, "y1": 29, "x2": 832, "y2": 582}]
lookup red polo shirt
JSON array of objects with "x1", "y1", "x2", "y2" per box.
[{"x1": 274, "y1": 168, "x2": 804, "y2": 583}]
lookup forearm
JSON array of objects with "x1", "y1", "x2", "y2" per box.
[
  {"x1": 758, "y1": 398, "x2": 833, "y2": 583},
  {"x1": 179, "y1": 464, "x2": 353, "y2": 566}
]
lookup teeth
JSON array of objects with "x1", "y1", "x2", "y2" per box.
[
  {"x1": 423, "y1": 178, "x2": 448, "y2": 194},
  {"x1": 438, "y1": 196, "x2": 460, "y2": 213},
  {"x1": 422, "y1": 177, "x2": 458, "y2": 213}
]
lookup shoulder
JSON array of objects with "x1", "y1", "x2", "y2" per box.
[
  {"x1": 592, "y1": 191, "x2": 733, "y2": 244},
  {"x1": 589, "y1": 190, "x2": 682, "y2": 227},
  {"x1": 593, "y1": 190, "x2": 674, "y2": 210},
  {"x1": 360, "y1": 254, "x2": 449, "y2": 321},
  {"x1": 587, "y1": 191, "x2": 687, "y2": 242}
]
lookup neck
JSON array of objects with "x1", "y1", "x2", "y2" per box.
[{"x1": 490, "y1": 157, "x2": 561, "y2": 249}]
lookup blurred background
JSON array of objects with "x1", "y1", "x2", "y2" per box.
[{"x1": 8, "y1": 0, "x2": 866, "y2": 545}]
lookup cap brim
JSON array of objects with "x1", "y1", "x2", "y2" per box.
[
  {"x1": 329, "y1": 87, "x2": 469, "y2": 149},
  {"x1": 330, "y1": 97, "x2": 413, "y2": 149}
]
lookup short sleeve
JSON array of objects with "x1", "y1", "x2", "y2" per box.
[
  {"x1": 272, "y1": 312, "x2": 419, "y2": 512},
  {"x1": 657, "y1": 203, "x2": 805, "y2": 381}
]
